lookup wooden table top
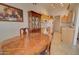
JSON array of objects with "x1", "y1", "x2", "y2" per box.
[{"x1": 2, "y1": 33, "x2": 50, "y2": 55}]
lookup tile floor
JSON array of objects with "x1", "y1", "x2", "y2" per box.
[{"x1": 50, "y1": 32, "x2": 79, "y2": 55}]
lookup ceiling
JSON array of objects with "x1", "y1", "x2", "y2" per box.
[{"x1": 33, "y1": 3, "x2": 77, "y2": 11}]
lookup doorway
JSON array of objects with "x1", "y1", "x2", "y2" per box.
[{"x1": 77, "y1": 28, "x2": 79, "y2": 46}]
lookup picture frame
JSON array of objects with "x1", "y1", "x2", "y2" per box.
[{"x1": 0, "y1": 3, "x2": 23, "y2": 22}]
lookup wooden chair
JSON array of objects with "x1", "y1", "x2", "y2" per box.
[
  {"x1": 20, "y1": 28, "x2": 28, "y2": 38},
  {"x1": 0, "y1": 44, "x2": 3, "y2": 55},
  {"x1": 39, "y1": 42, "x2": 51, "y2": 55}
]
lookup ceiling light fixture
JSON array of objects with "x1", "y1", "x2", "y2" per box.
[
  {"x1": 32, "y1": 3, "x2": 37, "y2": 5},
  {"x1": 51, "y1": 4, "x2": 55, "y2": 8},
  {"x1": 60, "y1": 3, "x2": 64, "y2": 7},
  {"x1": 67, "y1": 3, "x2": 70, "y2": 10},
  {"x1": 51, "y1": 3, "x2": 63, "y2": 8}
]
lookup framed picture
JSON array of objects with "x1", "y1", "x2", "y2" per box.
[{"x1": 0, "y1": 3, "x2": 23, "y2": 22}]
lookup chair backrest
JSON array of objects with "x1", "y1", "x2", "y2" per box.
[{"x1": 20, "y1": 28, "x2": 28, "y2": 37}]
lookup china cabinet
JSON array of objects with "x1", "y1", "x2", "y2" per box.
[{"x1": 28, "y1": 11, "x2": 41, "y2": 32}]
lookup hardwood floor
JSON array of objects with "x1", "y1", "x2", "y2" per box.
[{"x1": 1, "y1": 33, "x2": 50, "y2": 55}]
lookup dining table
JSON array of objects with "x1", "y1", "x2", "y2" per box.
[{"x1": 2, "y1": 33, "x2": 51, "y2": 55}]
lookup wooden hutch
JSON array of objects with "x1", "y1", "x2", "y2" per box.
[{"x1": 28, "y1": 11, "x2": 41, "y2": 32}]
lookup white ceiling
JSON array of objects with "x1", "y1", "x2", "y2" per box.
[
  {"x1": 8, "y1": 3, "x2": 78, "y2": 12},
  {"x1": 34, "y1": 3, "x2": 77, "y2": 11}
]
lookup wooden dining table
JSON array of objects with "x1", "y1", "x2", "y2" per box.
[{"x1": 2, "y1": 33, "x2": 51, "y2": 55}]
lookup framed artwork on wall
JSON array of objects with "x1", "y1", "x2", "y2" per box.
[{"x1": 0, "y1": 3, "x2": 23, "y2": 22}]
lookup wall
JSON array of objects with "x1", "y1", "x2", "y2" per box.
[
  {"x1": 73, "y1": 5, "x2": 79, "y2": 46},
  {"x1": 48, "y1": 9, "x2": 69, "y2": 16},
  {"x1": 0, "y1": 3, "x2": 48, "y2": 42}
]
